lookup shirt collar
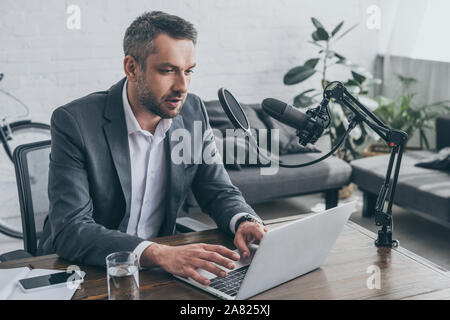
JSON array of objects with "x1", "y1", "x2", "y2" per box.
[{"x1": 122, "y1": 79, "x2": 172, "y2": 138}]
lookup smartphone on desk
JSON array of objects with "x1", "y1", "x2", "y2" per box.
[{"x1": 18, "y1": 270, "x2": 86, "y2": 293}]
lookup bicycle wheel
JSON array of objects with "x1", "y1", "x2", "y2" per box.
[{"x1": 0, "y1": 121, "x2": 51, "y2": 239}]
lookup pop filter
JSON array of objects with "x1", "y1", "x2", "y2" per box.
[{"x1": 218, "y1": 88, "x2": 250, "y2": 132}]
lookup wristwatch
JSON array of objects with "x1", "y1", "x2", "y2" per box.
[{"x1": 235, "y1": 214, "x2": 265, "y2": 233}]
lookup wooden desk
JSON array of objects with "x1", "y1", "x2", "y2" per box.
[{"x1": 1, "y1": 221, "x2": 449, "y2": 300}]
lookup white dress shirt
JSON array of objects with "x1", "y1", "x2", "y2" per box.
[
  {"x1": 122, "y1": 81, "x2": 170, "y2": 265},
  {"x1": 122, "y1": 80, "x2": 252, "y2": 267}
]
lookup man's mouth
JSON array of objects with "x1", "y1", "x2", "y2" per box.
[{"x1": 165, "y1": 97, "x2": 183, "y2": 108}]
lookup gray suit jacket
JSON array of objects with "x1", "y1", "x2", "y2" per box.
[{"x1": 38, "y1": 78, "x2": 258, "y2": 267}]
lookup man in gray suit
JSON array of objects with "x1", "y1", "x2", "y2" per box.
[{"x1": 38, "y1": 11, "x2": 267, "y2": 286}]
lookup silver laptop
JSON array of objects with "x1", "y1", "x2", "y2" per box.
[{"x1": 174, "y1": 201, "x2": 356, "y2": 300}]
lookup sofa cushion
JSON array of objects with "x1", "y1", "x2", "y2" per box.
[
  {"x1": 351, "y1": 150, "x2": 450, "y2": 222},
  {"x1": 185, "y1": 152, "x2": 352, "y2": 209},
  {"x1": 204, "y1": 100, "x2": 320, "y2": 157},
  {"x1": 228, "y1": 153, "x2": 351, "y2": 204},
  {"x1": 415, "y1": 147, "x2": 450, "y2": 171}
]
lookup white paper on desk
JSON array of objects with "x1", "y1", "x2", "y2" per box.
[
  {"x1": 0, "y1": 267, "x2": 80, "y2": 300},
  {"x1": 0, "y1": 267, "x2": 30, "y2": 300}
]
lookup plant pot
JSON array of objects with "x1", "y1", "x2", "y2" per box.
[{"x1": 339, "y1": 183, "x2": 354, "y2": 200}]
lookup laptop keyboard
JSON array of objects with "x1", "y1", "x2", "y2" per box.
[{"x1": 209, "y1": 265, "x2": 249, "y2": 297}]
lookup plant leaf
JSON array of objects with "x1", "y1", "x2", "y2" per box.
[
  {"x1": 311, "y1": 32, "x2": 322, "y2": 42},
  {"x1": 312, "y1": 27, "x2": 329, "y2": 41},
  {"x1": 331, "y1": 21, "x2": 344, "y2": 36},
  {"x1": 311, "y1": 17, "x2": 325, "y2": 30},
  {"x1": 299, "y1": 88, "x2": 317, "y2": 95},
  {"x1": 283, "y1": 66, "x2": 317, "y2": 85},
  {"x1": 351, "y1": 71, "x2": 366, "y2": 84},
  {"x1": 344, "y1": 79, "x2": 360, "y2": 87},
  {"x1": 335, "y1": 23, "x2": 358, "y2": 40},
  {"x1": 396, "y1": 73, "x2": 417, "y2": 85},
  {"x1": 304, "y1": 58, "x2": 320, "y2": 69},
  {"x1": 334, "y1": 52, "x2": 345, "y2": 60}
]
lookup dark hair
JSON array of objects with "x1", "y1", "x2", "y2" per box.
[{"x1": 123, "y1": 11, "x2": 197, "y2": 70}]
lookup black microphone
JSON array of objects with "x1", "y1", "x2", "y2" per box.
[
  {"x1": 261, "y1": 98, "x2": 331, "y2": 146},
  {"x1": 261, "y1": 98, "x2": 311, "y2": 129}
]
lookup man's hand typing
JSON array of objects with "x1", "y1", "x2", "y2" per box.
[
  {"x1": 234, "y1": 221, "x2": 268, "y2": 259},
  {"x1": 140, "y1": 243, "x2": 240, "y2": 286}
]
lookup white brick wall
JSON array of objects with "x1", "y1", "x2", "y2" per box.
[
  {"x1": 0, "y1": 0, "x2": 381, "y2": 244},
  {"x1": 0, "y1": 0, "x2": 380, "y2": 124}
]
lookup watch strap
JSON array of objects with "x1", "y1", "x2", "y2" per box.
[{"x1": 234, "y1": 214, "x2": 264, "y2": 233}]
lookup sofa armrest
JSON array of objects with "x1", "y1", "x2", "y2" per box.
[{"x1": 436, "y1": 113, "x2": 450, "y2": 150}]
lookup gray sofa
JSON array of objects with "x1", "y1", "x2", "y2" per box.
[
  {"x1": 184, "y1": 152, "x2": 352, "y2": 215},
  {"x1": 180, "y1": 100, "x2": 352, "y2": 220},
  {"x1": 351, "y1": 114, "x2": 450, "y2": 227}
]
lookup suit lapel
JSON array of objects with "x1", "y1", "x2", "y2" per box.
[
  {"x1": 101, "y1": 78, "x2": 187, "y2": 236},
  {"x1": 102, "y1": 78, "x2": 132, "y2": 232},
  {"x1": 160, "y1": 115, "x2": 186, "y2": 236}
]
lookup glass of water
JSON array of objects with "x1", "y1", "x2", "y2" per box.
[{"x1": 106, "y1": 251, "x2": 140, "y2": 300}]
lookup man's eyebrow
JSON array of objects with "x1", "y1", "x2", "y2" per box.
[{"x1": 157, "y1": 62, "x2": 197, "y2": 69}]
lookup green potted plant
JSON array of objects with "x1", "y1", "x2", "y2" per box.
[
  {"x1": 283, "y1": 17, "x2": 382, "y2": 162},
  {"x1": 373, "y1": 74, "x2": 450, "y2": 151}
]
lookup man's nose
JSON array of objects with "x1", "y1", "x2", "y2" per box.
[{"x1": 173, "y1": 73, "x2": 189, "y2": 93}]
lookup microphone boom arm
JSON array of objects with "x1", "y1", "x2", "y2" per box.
[{"x1": 323, "y1": 82, "x2": 408, "y2": 248}]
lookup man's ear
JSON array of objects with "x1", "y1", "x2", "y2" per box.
[{"x1": 124, "y1": 55, "x2": 139, "y2": 82}]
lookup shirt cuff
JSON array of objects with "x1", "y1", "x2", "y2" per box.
[{"x1": 133, "y1": 240, "x2": 154, "y2": 269}]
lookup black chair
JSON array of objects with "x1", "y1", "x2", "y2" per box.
[{"x1": 0, "y1": 140, "x2": 51, "y2": 261}]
